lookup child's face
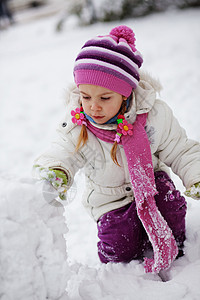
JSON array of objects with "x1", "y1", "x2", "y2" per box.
[{"x1": 79, "y1": 84, "x2": 125, "y2": 124}]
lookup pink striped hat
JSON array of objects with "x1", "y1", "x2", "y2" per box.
[{"x1": 73, "y1": 25, "x2": 143, "y2": 97}]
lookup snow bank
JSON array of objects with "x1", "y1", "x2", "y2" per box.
[{"x1": 0, "y1": 177, "x2": 70, "y2": 300}]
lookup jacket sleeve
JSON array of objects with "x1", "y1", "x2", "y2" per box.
[
  {"x1": 33, "y1": 121, "x2": 87, "y2": 188},
  {"x1": 154, "y1": 100, "x2": 200, "y2": 189}
]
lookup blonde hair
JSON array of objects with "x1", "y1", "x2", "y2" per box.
[
  {"x1": 76, "y1": 99, "x2": 127, "y2": 166},
  {"x1": 75, "y1": 124, "x2": 88, "y2": 151}
]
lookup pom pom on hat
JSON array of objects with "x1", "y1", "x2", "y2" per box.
[
  {"x1": 110, "y1": 25, "x2": 136, "y2": 48},
  {"x1": 74, "y1": 25, "x2": 143, "y2": 97}
]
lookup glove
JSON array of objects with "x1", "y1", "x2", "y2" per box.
[
  {"x1": 33, "y1": 165, "x2": 68, "y2": 201},
  {"x1": 184, "y1": 182, "x2": 200, "y2": 200}
]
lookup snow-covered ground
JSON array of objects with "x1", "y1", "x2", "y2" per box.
[{"x1": 0, "y1": 7, "x2": 200, "y2": 300}]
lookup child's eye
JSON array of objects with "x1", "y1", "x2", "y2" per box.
[
  {"x1": 82, "y1": 96, "x2": 90, "y2": 100},
  {"x1": 101, "y1": 97, "x2": 110, "y2": 100}
]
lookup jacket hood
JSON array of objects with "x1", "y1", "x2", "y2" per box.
[
  {"x1": 65, "y1": 70, "x2": 162, "y2": 128},
  {"x1": 124, "y1": 70, "x2": 162, "y2": 124}
]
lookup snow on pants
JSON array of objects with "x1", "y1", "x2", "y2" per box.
[{"x1": 97, "y1": 171, "x2": 187, "y2": 264}]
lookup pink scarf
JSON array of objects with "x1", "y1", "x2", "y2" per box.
[{"x1": 87, "y1": 114, "x2": 178, "y2": 273}]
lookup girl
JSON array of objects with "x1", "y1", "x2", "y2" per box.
[{"x1": 33, "y1": 25, "x2": 200, "y2": 274}]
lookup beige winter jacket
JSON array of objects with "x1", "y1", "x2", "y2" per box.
[{"x1": 34, "y1": 72, "x2": 200, "y2": 221}]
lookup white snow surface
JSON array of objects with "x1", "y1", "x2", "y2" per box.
[{"x1": 1, "y1": 7, "x2": 200, "y2": 300}]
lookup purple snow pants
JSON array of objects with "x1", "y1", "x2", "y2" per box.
[{"x1": 97, "y1": 171, "x2": 187, "y2": 264}]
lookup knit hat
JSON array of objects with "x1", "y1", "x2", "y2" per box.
[{"x1": 73, "y1": 25, "x2": 143, "y2": 97}]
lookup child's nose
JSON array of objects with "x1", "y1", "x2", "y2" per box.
[{"x1": 91, "y1": 101, "x2": 101, "y2": 111}]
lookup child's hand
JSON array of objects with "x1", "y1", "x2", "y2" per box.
[
  {"x1": 184, "y1": 182, "x2": 200, "y2": 200},
  {"x1": 33, "y1": 165, "x2": 68, "y2": 201}
]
